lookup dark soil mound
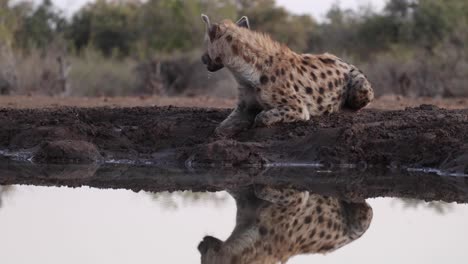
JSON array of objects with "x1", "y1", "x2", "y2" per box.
[{"x1": 33, "y1": 140, "x2": 102, "y2": 164}]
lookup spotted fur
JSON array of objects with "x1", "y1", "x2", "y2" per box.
[
  {"x1": 201, "y1": 15, "x2": 374, "y2": 136},
  {"x1": 198, "y1": 186, "x2": 373, "y2": 264}
]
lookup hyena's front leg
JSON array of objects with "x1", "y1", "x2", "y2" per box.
[
  {"x1": 215, "y1": 102, "x2": 261, "y2": 137},
  {"x1": 215, "y1": 107, "x2": 250, "y2": 136},
  {"x1": 215, "y1": 85, "x2": 262, "y2": 136}
]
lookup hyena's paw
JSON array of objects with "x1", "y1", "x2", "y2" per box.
[
  {"x1": 345, "y1": 66, "x2": 374, "y2": 110},
  {"x1": 215, "y1": 118, "x2": 252, "y2": 137},
  {"x1": 253, "y1": 110, "x2": 282, "y2": 127},
  {"x1": 343, "y1": 201, "x2": 373, "y2": 239},
  {"x1": 254, "y1": 185, "x2": 306, "y2": 205}
]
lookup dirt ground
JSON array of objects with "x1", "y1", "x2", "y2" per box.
[
  {"x1": 0, "y1": 102, "x2": 466, "y2": 172},
  {"x1": 0, "y1": 94, "x2": 467, "y2": 110}
]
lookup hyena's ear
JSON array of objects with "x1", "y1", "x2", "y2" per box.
[
  {"x1": 236, "y1": 16, "x2": 250, "y2": 29},
  {"x1": 201, "y1": 14, "x2": 211, "y2": 29},
  {"x1": 201, "y1": 14, "x2": 219, "y2": 42}
]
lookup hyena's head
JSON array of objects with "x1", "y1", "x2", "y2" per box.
[
  {"x1": 200, "y1": 14, "x2": 250, "y2": 72},
  {"x1": 198, "y1": 236, "x2": 231, "y2": 264},
  {"x1": 198, "y1": 235, "x2": 276, "y2": 264}
]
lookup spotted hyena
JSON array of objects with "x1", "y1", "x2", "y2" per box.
[
  {"x1": 201, "y1": 15, "x2": 374, "y2": 136},
  {"x1": 198, "y1": 186, "x2": 373, "y2": 264}
]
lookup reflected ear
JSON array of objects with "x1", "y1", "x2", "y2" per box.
[{"x1": 236, "y1": 16, "x2": 250, "y2": 29}]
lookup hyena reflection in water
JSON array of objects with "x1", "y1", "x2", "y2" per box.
[{"x1": 198, "y1": 186, "x2": 372, "y2": 264}]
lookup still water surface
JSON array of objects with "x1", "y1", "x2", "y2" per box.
[{"x1": 1, "y1": 185, "x2": 467, "y2": 264}]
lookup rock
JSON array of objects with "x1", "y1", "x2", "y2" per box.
[{"x1": 33, "y1": 140, "x2": 102, "y2": 164}]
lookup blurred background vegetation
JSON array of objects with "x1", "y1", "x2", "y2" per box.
[
  {"x1": 0, "y1": 0, "x2": 467, "y2": 97},
  {"x1": 0, "y1": 185, "x2": 14, "y2": 208},
  {"x1": 148, "y1": 190, "x2": 229, "y2": 210}
]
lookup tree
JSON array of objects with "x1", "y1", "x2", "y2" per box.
[
  {"x1": 14, "y1": 0, "x2": 67, "y2": 51},
  {"x1": 67, "y1": 0, "x2": 140, "y2": 57},
  {"x1": 0, "y1": 0, "x2": 26, "y2": 46},
  {"x1": 238, "y1": 0, "x2": 317, "y2": 52}
]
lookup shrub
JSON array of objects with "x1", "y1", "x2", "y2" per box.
[{"x1": 68, "y1": 48, "x2": 141, "y2": 96}]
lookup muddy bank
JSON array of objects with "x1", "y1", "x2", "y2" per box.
[
  {"x1": 0, "y1": 95, "x2": 467, "y2": 110},
  {"x1": 1, "y1": 160, "x2": 468, "y2": 203},
  {"x1": 0, "y1": 105, "x2": 467, "y2": 172}
]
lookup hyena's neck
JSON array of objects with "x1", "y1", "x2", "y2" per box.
[
  {"x1": 222, "y1": 238, "x2": 281, "y2": 264},
  {"x1": 223, "y1": 29, "x2": 294, "y2": 85}
]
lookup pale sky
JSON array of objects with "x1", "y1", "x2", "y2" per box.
[
  {"x1": 276, "y1": 0, "x2": 386, "y2": 20},
  {"x1": 22, "y1": 0, "x2": 388, "y2": 20},
  {"x1": 1, "y1": 186, "x2": 467, "y2": 264}
]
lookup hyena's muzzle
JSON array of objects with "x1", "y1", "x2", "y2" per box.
[{"x1": 201, "y1": 53, "x2": 224, "y2": 72}]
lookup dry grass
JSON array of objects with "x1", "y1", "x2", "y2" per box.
[
  {"x1": 69, "y1": 48, "x2": 141, "y2": 96},
  {"x1": 0, "y1": 43, "x2": 16, "y2": 95},
  {"x1": 4, "y1": 47, "x2": 141, "y2": 97},
  {"x1": 2, "y1": 43, "x2": 467, "y2": 98},
  {"x1": 362, "y1": 33, "x2": 468, "y2": 98},
  {"x1": 13, "y1": 49, "x2": 64, "y2": 95}
]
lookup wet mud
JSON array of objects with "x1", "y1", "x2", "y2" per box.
[{"x1": 0, "y1": 105, "x2": 466, "y2": 172}]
